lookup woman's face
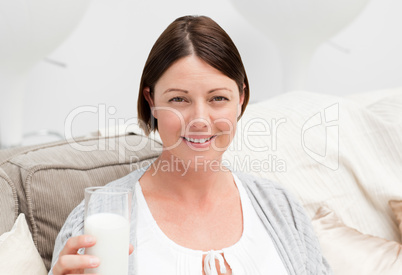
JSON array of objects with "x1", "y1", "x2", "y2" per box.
[{"x1": 145, "y1": 55, "x2": 244, "y2": 167}]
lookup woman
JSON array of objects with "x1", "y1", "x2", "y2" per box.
[{"x1": 50, "y1": 15, "x2": 331, "y2": 275}]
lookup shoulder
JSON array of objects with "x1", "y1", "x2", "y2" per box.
[
  {"x1": 235, "y1": 171, "x2": 312, "y2": 241},
  {"x1": 67, "y1": 166, "x2": 147, "y2": 232},
  {"x1": 233, "y1": 172, "x2": 318, "y2": 241},
  {"x1": 104, "y1": 165, "x2": 148, "y2": 189},
  {"x1": 233, "y1": 171, "x2": 294, "y2": 207},
  {"x1": 67, "y1": 166, "x2": 148, "y2": 227},
  {"x1": 233, "y1": 171, "x2": 306, "y2": 236}
]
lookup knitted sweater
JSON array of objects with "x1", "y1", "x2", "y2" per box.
[{"x1": 49, "y1": 166, "x2": 332, "y2": 275}]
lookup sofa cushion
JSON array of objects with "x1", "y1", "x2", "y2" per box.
[
  {"x1": 223, "y1": 89, "x2": 402, "y2": 242},
  {"x1": 0, "y1": 167, "x2": 17, "y2": 235},
  {"x1": 1, "y1": 134, "x2": 162, "y2": 270},
  {"x1": 312, "y1": 207, "x2": 402, "y2": 275},
  {"x1": 0, "y1": 214, "x2": 47, "y2": 275}
]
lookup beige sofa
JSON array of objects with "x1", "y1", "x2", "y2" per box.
[
  {"x1": 0, "y1": 134, "x2": 162, "y2": 273},
  {"x1": 1, "y1": 90, "x2": 402, "y2": 274}
]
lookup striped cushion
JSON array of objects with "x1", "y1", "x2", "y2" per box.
[{"x1": 0, "y1": 168, "x2": 17, "y2": 235}]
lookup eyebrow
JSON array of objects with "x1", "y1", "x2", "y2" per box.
[{"x1": 163, "y1": 88, "x2": 233, "y2": 94}]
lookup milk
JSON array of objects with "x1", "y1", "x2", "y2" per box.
[{"x1": 84, "y1": 212, "x2": 130, "y2": 275}]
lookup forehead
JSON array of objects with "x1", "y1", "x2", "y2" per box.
[{"x1": 154, "y1": 55, "x2": 236, "y2": 90}]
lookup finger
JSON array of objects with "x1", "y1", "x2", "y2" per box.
[
  {"x1": 129, "y1": 244, "x2": 134, "y2": 255},
  {"x1": 56, "y1": 254, "x2": 100, "y2": 273},
  {"x1": 60, "y1": 235, "x2": 96, "y2": 257}
]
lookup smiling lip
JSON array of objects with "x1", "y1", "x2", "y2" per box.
[{"x1": 181, "y1": 135, "x2": 217, "y2": 148}]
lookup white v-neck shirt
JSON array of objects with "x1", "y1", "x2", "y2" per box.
[{"x1": 132, "y1": 173, "x2": 288, "y2": 275}]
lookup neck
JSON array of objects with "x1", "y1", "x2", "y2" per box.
[{"x1": 146, "y1": 152, "x2": 232, "y2": 204}]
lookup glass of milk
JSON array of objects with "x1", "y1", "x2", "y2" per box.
[{"x1": 84, "y1": 187, "x2": 131, "y2": 275}]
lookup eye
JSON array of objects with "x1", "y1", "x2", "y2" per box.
[
  {"x1": 212, "y1": 96, "x2": 229, "y2": 102},
  {"x1": 169, "y1": 97, "x2": 186, "y2": 103}
]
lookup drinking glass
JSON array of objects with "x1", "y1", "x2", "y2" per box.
[{"x1": 84, "y1": 187, "x2": 131, "y2": 275}]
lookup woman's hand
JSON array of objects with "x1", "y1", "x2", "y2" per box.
[
  {"x1": 52, "y1": 235, "x2": 134, "y2": 275},
  {"x1": 52, "y1": 235, "x2": 99, "y2": 275}
]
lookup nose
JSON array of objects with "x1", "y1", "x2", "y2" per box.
[
  {"x1": 189, "y1": 117, "x2": 209, "y2": 129},
  {"x1": 188, "y1": 102, "x2": 211, "y2": 130}
]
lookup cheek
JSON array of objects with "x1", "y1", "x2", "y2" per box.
[
  {"x1": 157, "y1": 109, "x2": 184, "y2": 136},
  {"x1": 211, "y1": 109, "x2": 238, "y2": 152},
  {"x1": 212, "y1": 108, "x2": 238, "y2": 134}
]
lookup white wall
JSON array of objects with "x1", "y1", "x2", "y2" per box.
[{"x1": 23, "y1": 0, "x2": 402, "y2": 141}]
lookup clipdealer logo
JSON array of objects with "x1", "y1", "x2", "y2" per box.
[
  {"x1": 63, "y1": 103, "x2": 340, "y2": 172},
  {"x1": 301, "y1": 103, "x2": 339, "y2": 171}
]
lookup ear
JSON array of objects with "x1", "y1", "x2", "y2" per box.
[
  {"x1": 238, "y1": 83, "x2": 246, "y2": 118},
  {"x1": 143, "y1": 87, "x2": 157, "y2": 118}
]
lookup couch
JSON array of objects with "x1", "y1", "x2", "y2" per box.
[{"x1": 1, "y1": 90, "x2": 402, "y2": 274}]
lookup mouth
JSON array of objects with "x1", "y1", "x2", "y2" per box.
[{"x1": 181, "y1": 135, "x2": 217, "y2": 144}]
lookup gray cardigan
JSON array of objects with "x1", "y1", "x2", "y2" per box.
[{"x1": 50, "y1": 166, "x2": 332, "y2": 275}]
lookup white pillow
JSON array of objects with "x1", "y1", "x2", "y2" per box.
[
  {"x1": 312, "y1": 207, "x2": 402, "y2": 275},
  {"x1": 0, "y1": 213, "x2": 47, "y2": 275}
]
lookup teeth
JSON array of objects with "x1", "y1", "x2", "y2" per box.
[{"x1": 184, "y1": 136, "x2": 214, "y2": 143}]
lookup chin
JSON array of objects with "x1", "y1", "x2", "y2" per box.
[{"x1": 161, "y1": 146, "x2": 225, "y2": 171}]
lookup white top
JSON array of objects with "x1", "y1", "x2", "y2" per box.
[{"x1": 132, "y1": 173, "x2": 288, "y2": 275}]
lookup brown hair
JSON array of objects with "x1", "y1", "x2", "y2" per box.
[{"x1": 137, "y1": 15, "x2": 250, "y2": 135}]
